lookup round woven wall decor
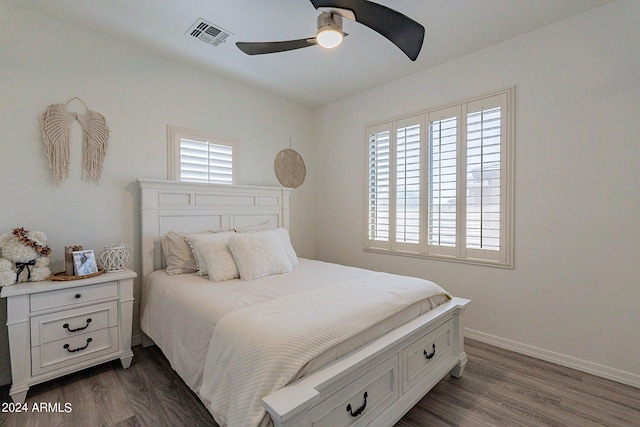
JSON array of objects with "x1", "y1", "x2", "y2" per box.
[{"x1": 274, "y1": 148, "x2": 306, "y2": 188}]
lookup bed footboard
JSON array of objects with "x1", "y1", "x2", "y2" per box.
[{"x1": 263, "y1": 297, "x2": 470, "y2": 427}]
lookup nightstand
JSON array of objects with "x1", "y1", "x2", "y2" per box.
[{"x1": 1, "y1": 269, "x2": 136, "y2": 403}]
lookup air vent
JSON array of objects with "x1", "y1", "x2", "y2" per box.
[{"x1": 186, "y1": 18, "x2": 232, "y2": 47}]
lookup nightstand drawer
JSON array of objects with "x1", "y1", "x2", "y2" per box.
[
  {"x1": 30, "y1": 301, "x2": 118, "y2": 346},
  {"x1": 32, "y1": 327, "x2": 119, "y2": 376},
  {"x1": 30, "y1": 281, "x2": 118, "y2": 312}
]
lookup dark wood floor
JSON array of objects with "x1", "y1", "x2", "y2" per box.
[{"x1": 1, "y1": 339, "x2": 638, "y2": 427}]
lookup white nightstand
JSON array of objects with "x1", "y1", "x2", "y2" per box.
[{"x1": 1, "y1": 269, "x2": 136, "y2": 403}]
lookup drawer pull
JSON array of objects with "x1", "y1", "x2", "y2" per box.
[
  {"x1": 75, "y1": 293, "x2": 82, "y2": 299},
  {"x1": 62, "y1": 318, "x2": 92, "y2": 332},
  {"x1": 346, "y1": 391, "x2": 368, "y2": 417},
  {"x1": 63, "y1": 338, "x2": 92, "y2": 353},
  {"x1": 424, "y1": 343, "x2": 436, "y2": 359}
]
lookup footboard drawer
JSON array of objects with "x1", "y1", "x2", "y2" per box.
[
  {"x1": 307, "y1": 354, "x2": 399, "y2": 427},
  {"x1": 401, "y1": 319, "x2": 453, "y2": 393}
]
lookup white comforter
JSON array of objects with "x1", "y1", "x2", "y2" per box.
[
  {"x1": 140, "y1": 259, "x2": 449, "y2": 427},
  {"x1": 197, "y1": 262, "x2": 450, "y2": 427}
]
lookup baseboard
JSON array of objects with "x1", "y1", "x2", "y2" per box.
[
  {"x1": 465, "y1": 328, "x2": 640, "y2": 389},
  {"x1": 131, "y1": 333, "x2": 142, "y2": 347}
]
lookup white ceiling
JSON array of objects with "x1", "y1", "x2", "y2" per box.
[{"x1": 11, "y1": 0, "x2": 612, "y2": 108}]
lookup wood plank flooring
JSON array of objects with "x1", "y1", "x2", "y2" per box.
[{"x1": 1, "y1": 339, "x2": 638, "y2": 427}]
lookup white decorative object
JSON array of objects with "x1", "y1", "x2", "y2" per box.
[
  {"x1": 40, "y1": 97, "x2": 110, "y2": 185},
  {"x1": 99, "y1": 244, "x2": 133, "y2": 272}
]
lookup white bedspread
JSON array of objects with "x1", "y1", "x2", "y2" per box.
[
  {"x1": 197, "y1": 264, "x2": 450, "y2": 427},
  {"x1": 141, "y1": 259, "x2": 450, "y2": 427}
]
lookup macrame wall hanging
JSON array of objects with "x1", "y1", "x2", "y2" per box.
[
  {"x1": 274, "y1": 139, "x2": 306, "y2": 189},
  {"x1": 40, "y1": 97, "x2": 110, "y2": 185}
]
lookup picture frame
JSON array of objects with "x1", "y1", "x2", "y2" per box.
[{"x1": 73, "y1": 249, "x2": 98, "y2": 276}]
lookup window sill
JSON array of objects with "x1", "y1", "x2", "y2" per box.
[{"x1": 363, "y1": 247, "x2": 514, "y2": 269}]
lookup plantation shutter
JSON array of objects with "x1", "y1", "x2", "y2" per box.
[
  {"x1": 180, "y1": 138, "x2": 234, "y2": 184},
  {"x1": 367, "y1": 124, "x2": 392, "y2": 247},
  {"x1": 427, "y1": 106, "x2": 460, "y2": 256},
  {"x1": 364, "y1": 89, "x2": 513, "y2": 267},
  {"x1": 395, "y1": 117, "x2": 422, "y2": 249},
  {"x1": 464, "y1": 93, "x2": 508, "y2": 262}
]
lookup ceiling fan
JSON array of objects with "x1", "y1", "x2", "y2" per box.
[{"x1": 236, "y1": 0, "x2": 425, "y2": 61}]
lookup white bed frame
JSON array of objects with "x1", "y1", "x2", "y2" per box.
[{"x1": 138, "y1": 179, "x2": 470, "y2": 427}]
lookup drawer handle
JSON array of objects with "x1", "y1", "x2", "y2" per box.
[
  {"x1": 75, "y1": 293, "x2": 82, "y2": 299},
  {"x1": 63, "y1": 318, "x2": 92, "y2": 332},
  {"x1": 63, "y1": 338, "x2": 93, "y2": 353},
  {"x1": 424, "y1": 343, "x2": 436, "y2": 359},
  {"x1": 346, "y1": 391, "x2": 368, "y2": 418}
]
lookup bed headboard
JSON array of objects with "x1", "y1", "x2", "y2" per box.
[{"x1": 138, "y1": 179, "x2": 292, "y2": 277}]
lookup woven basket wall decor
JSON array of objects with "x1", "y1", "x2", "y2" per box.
[{"x1": 274, "y1": 148, "x2": 306, "y2": 188}]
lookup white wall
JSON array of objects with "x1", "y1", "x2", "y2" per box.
[
  {"x1": 313, "y1": 0, "x2": 640, "y2": 386},
  {"x1": 0, "y1": 1, "x2": 315, "y2": 382}
]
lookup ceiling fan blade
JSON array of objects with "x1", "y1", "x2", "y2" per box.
[
  {"x1": 236, "y1": 38, "x2": 318, "y2": 55},
  {"x1": 310, "y1": 0, "x2": 425, "y2": 61}
]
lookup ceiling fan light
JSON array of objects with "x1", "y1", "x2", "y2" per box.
[
  {"x1": 316, "y1": 12, "x2": 343, "y2": 49},
  {"x1": 317, "y1": 26, "x2": 343, "y2": 48}
]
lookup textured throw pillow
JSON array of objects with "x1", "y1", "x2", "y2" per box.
[
  {"x1": 161, "y1": 231, "x2": 199, "y2": 275},
  {"x1": 199, "y1": 241, "x2": 239, "y2": 282},
  {"x1": 184, "y1": 231, "x2": 236, "y2": 276},
  {"x1": 228, "y1": 230, "x2": 293, "y2": 280}
]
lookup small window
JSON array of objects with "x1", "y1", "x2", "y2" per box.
[{"x1": 167, "y1": 126, "x2": 237, "y2": 184}]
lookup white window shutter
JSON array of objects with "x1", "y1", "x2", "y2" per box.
[
  {"x1": 395, "y1": 117, "x2": 422, "y2": 248},
  {"x1": 367, "y1": 124, "x2": 392, "y2": 247},
  {"x1": 427, "y1": 106, "x2": 460, "y2": 256},
  {"x1": 364, "y1": 89, "x2": 514, "y2": 267},
  {"x1": 464, "y1": 93, "x2": 508, "y2": 262},
  {"x1": 180, "y1": 139, "x2": 233, "y2": 184},
  {"x1": 167, "y1": 125, "x2": 237, "y2": 185}
]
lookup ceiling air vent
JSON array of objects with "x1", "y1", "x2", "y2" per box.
[{"x1": 186, "y1": 18, "x2": 232, "y2": 47}]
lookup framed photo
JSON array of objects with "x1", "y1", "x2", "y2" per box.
[{"x1": 73, "y1": 249, "x2": 98, "y2": 276}]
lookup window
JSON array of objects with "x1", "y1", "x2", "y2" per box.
[
  {"x1": 365, "y1": 88, "x2": 514, "y2": 267},
  {"x1": 168, "y1": 125, "x2": 237, "y2": 184}
]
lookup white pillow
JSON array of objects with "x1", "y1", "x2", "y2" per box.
[
  {"x1": 184, "y1": 231, "x2": 236, "y2": 276},
  {"x1": 235, "y1": 225, "x2": 299, "y2": 266},
  {"x1": 273, "y1": 228, "x2": 298, "y2": 266},
  {"x1": 161, "y1": 230, "x2": 211, "y2": 275},
  {"x1": 200, "y1": 241, "x2": 239, "y2": 282},
  {"x1": 228, "y1": 230, "x2": 292, "y2": 280}
]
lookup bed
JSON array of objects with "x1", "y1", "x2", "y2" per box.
[{"x1": 138, "y1": 179, "x2": 470, "y2": 427}]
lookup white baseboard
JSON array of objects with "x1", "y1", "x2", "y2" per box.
[{"x1": 465, "y1": 328, "x2": 640, "y2": 389}]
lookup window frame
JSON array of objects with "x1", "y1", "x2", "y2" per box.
[
  {"x1": 167, "y1": 125, "x2": 238, "y2": 185},
  {"x1": 364, "y1": 88, "x2": 515, "y2": 268}
]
